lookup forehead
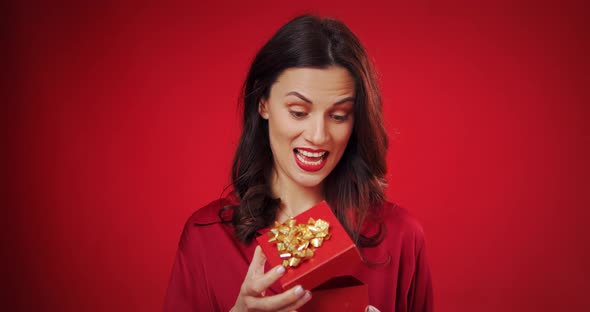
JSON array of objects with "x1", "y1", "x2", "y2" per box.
[{"x1": 270, "y1": 66, "x2": 355, "y2": 99}]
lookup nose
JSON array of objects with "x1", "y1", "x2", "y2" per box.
[{"x1": 304, "y1": 116, "x2": 329, "y2": 146}]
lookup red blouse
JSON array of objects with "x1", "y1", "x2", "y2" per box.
[{"x1": 163, "y1": 198, "x2": 433, "y2": 312}]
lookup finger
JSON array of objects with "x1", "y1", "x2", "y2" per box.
[
  {"x1": 245, "y1": 246, "x2": 267, "y2": 280},
  {"x1": 276, "y1": 289, "x2": 312, "y2": 312},
  {"x1": 248, "y1": 285, "x2": 311, "y2": 312},
  {"x1": 244, "y1": 247, "x2": 286, "y2": 296},
  {"x1": 249, "y1": 264, "x2": 286, "y2": 295},
  {"x1": 365, "y1": 305, "x2": 380, "y2": 312}
]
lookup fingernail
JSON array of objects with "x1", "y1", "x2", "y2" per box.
[
  {"x1": 294, "y1": 285, "x2": 304, "y2": 296},
  {"x1": 366, "y1": 305, "x2": 378, "y2": 312},
  {"x1": 303, "y1": 291, "x2": 312, "y2": 301},
  {"x1": 275, "y1": 265, "x2": 285, "y2": 275}
]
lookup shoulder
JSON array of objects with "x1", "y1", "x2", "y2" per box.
[
  {"x1": 381, "y1": 201, "x2": 425, "y2": 235},
  {"x1": 376, "y1": 201, "x2": 427, "y2": 249},
  {"x1": 178, "y1": 197, "x2": 237, "y2": 248},
  {"x1": 186, "y1": 197, "x2": 235, "y2": 225}
]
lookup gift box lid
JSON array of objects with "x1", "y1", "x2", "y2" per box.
[{"x1": 256, "y1": 201, "x2": 362, "y2": 290}]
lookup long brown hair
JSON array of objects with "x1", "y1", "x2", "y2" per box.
[{"x1": 230, "y1": 15, "x2": 388, "y2": 247}]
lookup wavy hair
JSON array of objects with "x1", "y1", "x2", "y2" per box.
[{"x1": 229, "y1": 15, "x2": 389, "y2": 248}]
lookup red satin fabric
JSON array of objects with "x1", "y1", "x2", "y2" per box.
[{"x1": 163, "y1": 198, "x2": 433, "y2": 311}]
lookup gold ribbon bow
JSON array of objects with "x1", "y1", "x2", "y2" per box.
[{"x1": 268, "y1": 217, "x2": 331, "y2": 267}]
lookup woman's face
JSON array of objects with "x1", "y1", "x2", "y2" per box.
[{"x1": 259, "y1": 66, "x2": 355, "y2": 191}]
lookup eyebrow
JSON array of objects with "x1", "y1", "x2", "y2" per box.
[{"x1": 286, "y1": 91, "x2": 354, "y2": 105}]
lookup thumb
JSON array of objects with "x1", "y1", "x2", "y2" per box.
[
  {"x1": 246, "y1": 246, "x2": 267, "y2": 279},
  {"x1": 366, "y1": 305, "x2": 380, "y2": 312}
]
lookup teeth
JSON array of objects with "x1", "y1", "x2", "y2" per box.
[
  {"x1": 297, "y1": 149, "x2": 327, "y2": 158},
  {"x1": 296, "y1": 152, "x2": 324, "y2": 166}
]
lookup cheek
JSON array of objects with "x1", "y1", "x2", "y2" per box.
[
  {"x1": 268, "y1": 116, "x2": 300, "y2": 147},
  {"x1": 332, "y1": 125, "x2": 354, "y2": 149}
]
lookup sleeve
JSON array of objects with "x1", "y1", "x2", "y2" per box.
[
  {"x1": 407, "y1": 234, "x2": 434, "y2": 312},
  {"x1": 163, "y1": 227, "x2": 214, "y2": 312}
]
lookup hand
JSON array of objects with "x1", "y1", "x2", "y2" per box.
[
  {"x1": 231, "y1": 246, "x2": 312, "y2": 312},
  {"x1": 365, "y1": 305, "x2": 380, "y2": 312}
]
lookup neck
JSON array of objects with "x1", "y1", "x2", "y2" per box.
[{"x1": 270, "y1": 169, "x2": 324, "y2": 222}]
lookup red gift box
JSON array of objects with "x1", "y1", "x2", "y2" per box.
[
  {"x1": 300, "y1": 276, "x2": 368, "y2": 312},
  {"x1": 256, "y1": 201, "x2": 368, "y2": 310}
]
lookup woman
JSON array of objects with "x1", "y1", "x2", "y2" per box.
[{"x1": 164, "y1": 15, "x2": 433, "y2": 312}]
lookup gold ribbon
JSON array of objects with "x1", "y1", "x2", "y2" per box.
[{"x1": 268, "y1": 217, "x2": 331, "y2": 267}]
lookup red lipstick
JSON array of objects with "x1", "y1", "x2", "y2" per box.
[{"x1": 293, "y1": 148, "x2": 329, "y2": 172}]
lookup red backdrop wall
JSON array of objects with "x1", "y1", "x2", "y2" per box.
[{"x1": 6, "y1": 0, "x2": 589, "y2": 311}]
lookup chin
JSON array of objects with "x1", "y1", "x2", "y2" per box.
[{"x1": 292, "y1": 172, "x2": 329, "y2": 189}]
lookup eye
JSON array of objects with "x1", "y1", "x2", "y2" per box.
[
  {"x1": 331, "y1": 114, "x2": 350, "y2": 122},
  {"x1": 290, "y1": 110, "x2": 308, "y2": 119}
]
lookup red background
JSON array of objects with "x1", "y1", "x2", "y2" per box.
[{"x1": 5, "y1": 0, "x2": 589, "y2": 311}]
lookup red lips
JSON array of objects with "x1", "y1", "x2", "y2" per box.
[{"x1": 293, "y1": 148, "x2": 329, "y2": 172}]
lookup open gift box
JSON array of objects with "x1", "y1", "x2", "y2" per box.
[
  {"x1": 300, "y1": 276, "x2": 368, "y2": 312},
  {"x1": 256, "y1": 201, "x2": 368, "y2": 311}
]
